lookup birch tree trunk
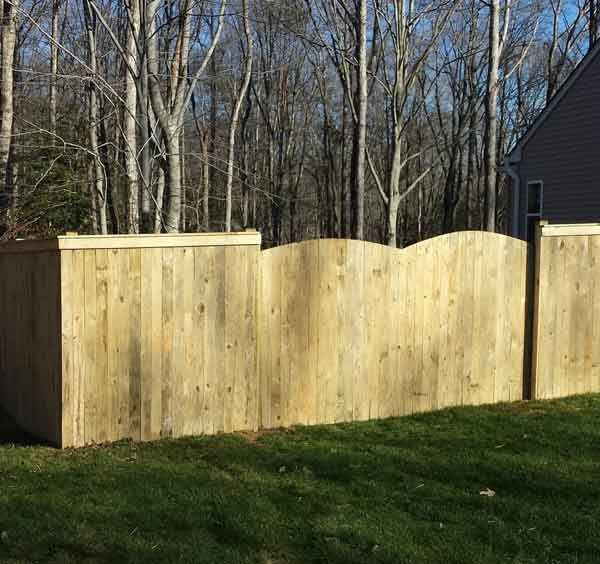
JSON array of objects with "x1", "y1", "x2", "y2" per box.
[
  {"x1": 386, "y1": 0, "x2": 407, "y2": 247},
  {"x1": 164, "y1": 127, "x2": 182, "y2": 232},
  {"x1": 483, "y1": 0, "x2": 500, "y2": 232},
  {"x1": 225, "y1": 0, "x2": 253, "y2": 232},
  {"x1": 353, "y1": 0, "x2": 367, "y2": 240},
  {"x1": 125, "y1": 0, "x2": 140, "y2": 233},
  {"x1": 0, "y1": 0, "x2": 19, "y2": 201}
]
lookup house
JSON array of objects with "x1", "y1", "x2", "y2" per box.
[{"x1": 505, "y1": 41, "x2": 600, "y2": 241}]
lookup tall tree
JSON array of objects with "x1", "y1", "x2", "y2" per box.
[
  {"x1": 124, "y1": 0, "x2": 140, "y2": 233},
  {"x1": 82, "y1": 0, "x2": 108, "y2": 234},
  {"x1": 353, "y1": 0, "x2": 367, "y2": 240},
  {"x1": 145, "y1": 0, "x2": 227, "y2": 232},
  {"x1": 225, "y1": 0, "x2": 253, "y2": 232},
  {"x1": 49, "y1": 0, "x2": 60, "y2": 137},
  {"x1": 482, "y1": 0, "x2": 507, "y2": 232},
  {"x1": 0, "y1": 0, "x2": 19, "y2": 205}
]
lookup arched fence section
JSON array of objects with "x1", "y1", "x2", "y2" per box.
[{"x1": 259, "y1": 232, "x2": 529, "y2": 429}]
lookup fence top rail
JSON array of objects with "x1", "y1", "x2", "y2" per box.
[
  {"x1": 541, "y1": 223, "x2": 600, "y2": 237},
  {"x1": 0, "y1": 231, "x2": 262, "y2": 254}
]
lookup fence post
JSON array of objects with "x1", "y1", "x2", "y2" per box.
[{"x1": 527, "y1": 220, "x2": 546, "y2": 400}]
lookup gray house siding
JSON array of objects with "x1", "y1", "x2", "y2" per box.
[{"x1": 516, "y1": 48, "x2": 600, "y2": 239}]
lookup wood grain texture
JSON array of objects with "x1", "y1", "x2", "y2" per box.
[
  {"x1": 259, "y1": 233, "x2": 529, "y2": 428},
  {"x1": 53, "y1": 241, "x2": 260, "y2": 447},
  {"x1": 535, "y1": 233, "x2": 600, "y2": 399},
  {"x1": 12, "y1": 228, "x2": 598, "y2": 448}
]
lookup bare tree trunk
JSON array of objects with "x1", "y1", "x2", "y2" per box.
[
  {"x1": 352, "y1": 0, "x2": 367, "y2": 240},
  {"x1": 164, "y1": 128, "x2": 181, "y2": 232},
  {"x1": 387, "y1": 135, "x2": 403, "y2": 247},
  {"x1": 484, "y1": 0, "x2": 500, "y2": 233},
  {"x1": 125, "y1": 0, "x2": 140, "y2": 233},
  {"x1": 83, "y1": 0, "x2": 108, "y2": 234},
  {"x1": 0, "y1": 0, "x2": 19, "y2": 203},
  {"x1": 200, "y1": 131, "x2": 210, "y2": 230},
  {"x1": 225, "y1": 0, "x2": 253, "y2": 232},
  {"x1": 87, "y1": 160, "x2": 99, "y2": 234},
  {"x1": 385, "y1": 0, "x2": 407, "y2": 248},
  {"x1": 154, "y1": 165, "x2": 165, "y2": 233},
  {"x1": 8, "y1": 138, "x2": 16, "y2": 217},
  {"x1": 340, "y1": 97, "x2": 348, "y2": 237},
  {"x1": 139, "y1": 53, "x2": 152, "y2": 232},
  {"x1": 208, "y1": 21, "x2": 218, "y2": 231},
  {"x1": 49, "y1": 0, "x2": 59, "y2": 137},
  {"x1": 180, "y1": 126, "x2": 186, "y2": 231}
]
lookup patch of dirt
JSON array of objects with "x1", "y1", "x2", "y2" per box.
[
  {"x1": 494, "y1": 398, "x2": 585, "y2": 416},
  {"x1": 236, "y1": 427, "x2": 296, "y2": 444}
]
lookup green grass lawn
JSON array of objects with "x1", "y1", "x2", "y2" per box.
[{"x1": 1, "y1": 396, "x2": 600, "y2": 564}]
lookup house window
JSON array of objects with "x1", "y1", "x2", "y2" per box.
[{"x1": 527, "y1": 181, "x2": 543, "y2": 216}]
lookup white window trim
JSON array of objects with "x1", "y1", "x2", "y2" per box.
[{"x1": 526, "y1": 180, "x2": 544, "y2": 219}]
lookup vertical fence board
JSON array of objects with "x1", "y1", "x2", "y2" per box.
[
  {"x1": 95, "y1": 249, "x2": 109, "y2": 443},
  {"x1": 128, "y1": 248, "x2": 142, "y2": 441},
  {"x1": 140, "y1": 248, "x2": 153, "y2": 440},
  {"x1": 592, "y1": 237, "x2": 600, "y2": 392},
  {"x1": 344, "y1": 241, "x2": 364, "y2": 421},
  {"x1": 318, "y1": 240, "x2": 338, "y2": 424},
  {"x1": 441, "y1": 234, "x2": 459, "y2": 409},
  {"x1": 150, "y1": 247, "x2": 164, "y2": 439},
  {"x1": 83, "y1": 251, "x2": 97, "y2": 445},
  {"x1": 60, "y1": 250, "x2": 74, "y2": 447},
  {"x1": 305, "y1": 241, "x2": 320, "y2": 425},
  {"x1": 172, "y1": 248, "x2": 186, "y2": 437},
  {"x1": 190, "y1": 247, "x2": 205, "y2": 436},
  {"x1": 72, "y1": 250, "x2": 86, "y2": 446}
]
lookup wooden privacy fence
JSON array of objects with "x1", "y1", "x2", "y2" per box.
[
  {"x1": 533, "y1": 223, "x2": 600, "y2": 399},
  {"x1": 2, "y1": 225, "x2": 598, "y2": 448},
  {"x1": 0, "y1": 250, "x2": 61, "y2": 444},
  {"x1": 0, "y1": 233, "x2": 261, "y2": 447},
  {"x1": 259, "y1": 233, "x2": 528, "y2": 428}
]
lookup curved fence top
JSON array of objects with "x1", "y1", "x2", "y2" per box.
[{"x1": 261, "y1": 231, "x2": 529, "y2": 258}]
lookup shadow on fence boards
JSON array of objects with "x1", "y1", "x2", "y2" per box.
[{"x1": 0, "y1": 225, "x2": 596, "y2": 447}]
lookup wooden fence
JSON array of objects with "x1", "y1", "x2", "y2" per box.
[
  {"x1": 533, "y1": 224, "x2": 600, "y2": 399},
  {"x1": 0, "y1": 250, "x2": 61, "y2": 444},
  {"x1": 2, "y1": 225, "x2": 599, "y2": 448},
  {"x1": 0, "y1": 233, "x2": 261, "y2": 447},
  {"x1": 259, "y1": 233, "x2": 529, "y2": 428}
]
